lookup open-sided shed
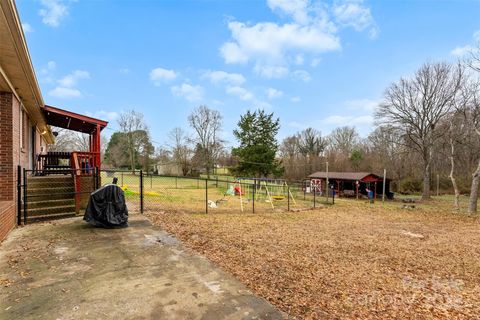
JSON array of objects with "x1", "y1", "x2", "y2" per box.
[{"x1": 307, "y1": 171, "x2": 392, "y2": 199}]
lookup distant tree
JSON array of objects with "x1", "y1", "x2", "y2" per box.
[
  {"x1": 328, "y1": 126, "x2": 359, "y2": 155},
  {"x1": 104, "y1": 132, "x2": 130, "y2": 168},
  {"x1": 376, "y1": 62, "x2": 463, "y2": 200},
  {"x1": 349, "y1": 149, "x2": 364, "y2": 170},
  {"x1": 104, "y1": 129, "x2": 153, "y2": 171},
  {"x1": 297, "y1": 127, "x2": 327, "y2": 174},
  {"x1": 188, "y1": 106, "x2": 224, "y2": 178},
  {"x1": 232, "y1": 110, "x2": 283, "y2": 177},
  {"x1": 168, "y1": 127, "x2": 193, "y2": 176},
  {"x1": 49, "y1": 127, "x2": 90, "y2": 152},
  {"x1": 118, "y1": 110, "x2": 149, "y2": 173}
]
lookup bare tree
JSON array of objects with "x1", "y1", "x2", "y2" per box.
[
  {"x1": 118, "y1": 110, "x2": 149, "y2": 173},
  {"x1": 327, "y1": 126, "x2": 359, "y2": 155},
  {"x1": 168, "y1": 127, "x2": 193, "y2": 176},
  {"x1": 188, "y1": 106, "x2": 224, "y2": 178},
  {"x1": 376, "y1": 62, "x2": 463, "y2": 200},
  {"x1": 443, "y1": 111, "x2": 467, "y2": 210},
  {"x1": 297, "y1": 128, "x2": 327, "y2": 174},
  {"x1": 49, "y1": 127, "x2": 90, "y2": 152},
  {"x1": 465, "y1": 81, "x2": 480, "y2": 214}
]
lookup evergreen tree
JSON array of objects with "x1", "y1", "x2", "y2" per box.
[{"x1": 232, "y1": 110, "x2": 283, "y2": 177}]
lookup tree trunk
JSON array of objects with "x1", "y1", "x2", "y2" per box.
[
  {"x1": 449, "y1": 139, "x2": 460, "y2": 211},
  {"x1": 468, "y1": 159, "x2": 480, "y2": 214},
  {"x1": 469, "y1": 128, "x2": 480, "y2": 214},
  {"x1": 422, "y1": 157, "x2": 431, "y2": 200}
]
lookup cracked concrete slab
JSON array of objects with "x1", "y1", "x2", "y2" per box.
[{"x1": 0, "y1": 215, "x2": 284, "y2": 320}]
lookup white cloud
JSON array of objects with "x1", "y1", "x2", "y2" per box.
[
  {"x1": 221, "y1": 20, "x2": 340, "y2": 66},
  {"x1": 266, "y1": 87, "x2": 284, "y2": 100},
  {"x1": 119, "y1": 68, "x2": 130, "y2": 74},
  {"x1": 58, "y1": 70, "x2": 90, "y2": 87},
  {"x1": 292, "y1": 69, "x2": 311, "y2": 82},
  {"x1": 171, "y1": 83, "x2": 204, "y2": 102},
  {"x1": 86, "y1": 110, "x2": 120, "y2": 121},
  {"x1": 291, "y1": 96, "x2": 301, "y2": 103},
  {"x1": 294, "y1": 54, "x2": 304, "y2": 65},
  {"x1": 267, "y1": 0, "x2": 310, "y2": 25},
  {"x1": 344, "y1": 98, "x2": 379, "y2": 112},
  {"x1": 49, "y1": 87, "x2": 82, "y2": 98},
  {"x1": 22, "y1": 23, "x2": 33, "y2": 33},
  {"x1": 48, "y1": 68, "x2": 89, "y2": 99},
  {"x1": 254, "y1": 64, "x2": 289, "y2": 79},
  {"x1": 323, "y1": 114, "x2": 373, "y2": 126},
  {"x1": 226, "y1": 86, "x2": 254, "y2": 101},
  {"x1": 41, "y1": 60, "x2": 56, "y2": 76},
  {"x1": 220, "y1": 42, "x2": 249, "y2": 64},
  {"x1": 450, "y1": 30, "x2": 480, "y2": 57},
  {"x1": 474, "y1": 30, "x2": 480, "y2": 43},
  {"x1": 220, "y1": 0, "x2": 377, "y2": 77},
  {"x1": 150, "y1": 67, "x2": 178, "y2": 86},
  {"x1": 39, "y1": 0, "x2": 69, "y2": 27},
  {"x1": 333, "y1": 0, "x2": 378, "y2": 39},
  {"x1": 310, "y1": 57, "x2": 321, "y2": 67},
  {"x1": 202, "y1": 70, "x2": 246, "y2": 86}
]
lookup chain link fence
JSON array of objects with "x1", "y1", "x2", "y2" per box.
[{"x1": 100, "y1": 170, "x2": 333, "y2": 214}]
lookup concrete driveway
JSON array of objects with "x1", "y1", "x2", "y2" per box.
[{"x1": 0, "y1": 215, "x2": 284, "y2": 320}]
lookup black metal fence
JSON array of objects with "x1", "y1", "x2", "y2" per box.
[
  {"x1": 100, "y1": 170, "x2": 332, "y2": 215},
  {"x1": 17, "y1": 166, "x2": 99, "y2": 224},
  {"x1": 17, "y1": 167, "x2": 333, "y2": 225}
]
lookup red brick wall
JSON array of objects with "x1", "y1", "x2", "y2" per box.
[
  {"x1": 0, "y1": 204, "x2": 15, "y2": 243},
  {"x1": 1, "y1": 91, "x2": 49, "y2": 242},
  {"x1": 0, "y1": 92, "x2": 14, "y2": 201}
]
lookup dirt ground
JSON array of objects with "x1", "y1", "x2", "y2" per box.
[{"x1": 147, "y1": 198, "x2": 480, "y2": 319}]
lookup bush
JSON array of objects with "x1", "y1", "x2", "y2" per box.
[{"x1": 400, "y1": 178, "x2": 423, "y2": 194}]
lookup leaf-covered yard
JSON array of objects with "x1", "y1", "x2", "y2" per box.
[{"x1": 147, "y1": 199, "x2": 480, "y2": 319}]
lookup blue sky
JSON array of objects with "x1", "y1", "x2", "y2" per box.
[{"x1": 17, "y1": 0, "x2": 480, "y2": 148}]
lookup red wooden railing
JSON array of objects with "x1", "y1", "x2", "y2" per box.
[{"x1": 71, "y1": 152, "x2": 99, "y2": 213}]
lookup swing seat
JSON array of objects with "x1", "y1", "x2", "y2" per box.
[{"x1": 272, "y1": 195, "x2": 285, "y2": 200}]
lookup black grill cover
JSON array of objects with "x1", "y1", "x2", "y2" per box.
[{"x1": 83, "y1": 184, "x2": 129, "y2": 228}]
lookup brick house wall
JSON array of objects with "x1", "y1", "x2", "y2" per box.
[{"x1": 0, "y1": 91, "x2": 48, "y2": 242}]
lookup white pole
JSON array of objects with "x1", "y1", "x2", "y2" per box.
[{"x1": 382, "y1": 168, "x2": 386, "y2": 202}]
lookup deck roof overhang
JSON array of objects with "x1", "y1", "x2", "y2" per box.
[{"x1": 43, "y1": 105, "x2": 108, "y2": 134}]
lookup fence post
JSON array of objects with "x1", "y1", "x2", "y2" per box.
[
  {"x1": 197, "y1": 177, "x2": 199, "y2": 189},
  {"x1": 216, "y1": 176, "x2": 218, "y2": 188},
  {"x1": 175, "y1": 176, "x2": 178, "y2": 189},
  {"x1": 150, "y1": 174, "x2": 153, "y2": 189},
  {"x1": 95, "y1": 167, "x2": 99, "y2": 189},
  {"x1": 205, "y1": 179, "x2": 208, "y2": 214},
  {"x1": 313, "y1": 188, "x2": 316, "y2": 209},
  {"x1": 23, "y1": 168, "x2": 27, "y2": 224},
  {"x1": 140, "y1": 170, "x2": 144, "y2": 214},
  {"x1": 121, "y1": 172, "x2": 124, "y2": 187},
  {"x1": 252, "y1": 183, "x2": 255, "y2": 213},
  {"x1": 17, "y1": 166, "x2": 22, "y2": 225},
  {"x1": 288, "y1": 186, "x2": 290, "y2": 212}
]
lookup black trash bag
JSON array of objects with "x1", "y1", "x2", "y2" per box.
[{"x1": 83, "y1": 183, "x2": 129, "y2": 228}]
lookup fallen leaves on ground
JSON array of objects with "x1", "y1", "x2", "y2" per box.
[{"x1": 147, "y1": 200, "x2": 480, "y2": 319}]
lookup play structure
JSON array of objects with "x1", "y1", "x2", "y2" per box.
[{"x1": 232, "y1": 178, "x2": 296, "y2": 212}]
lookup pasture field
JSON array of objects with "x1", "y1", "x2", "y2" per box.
[{"x1": 146, "y1": 196, "x2": 480, "y2": 319}]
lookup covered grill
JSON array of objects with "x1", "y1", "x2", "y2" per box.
[{"x1": 83, "y1": 182, "x2": 129, "y2": 228}]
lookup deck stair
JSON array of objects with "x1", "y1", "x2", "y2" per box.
[{"x1": 25, "y1": 175, "x2": 77, "y2": 222}]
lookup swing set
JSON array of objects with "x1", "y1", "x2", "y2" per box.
[{"x1": 232, "y1": 178, "x2": 296, "y2": 212}]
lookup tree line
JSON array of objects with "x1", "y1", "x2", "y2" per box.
[{"x1": 101, "y1": 45, "x2": 480, "y2": 213}]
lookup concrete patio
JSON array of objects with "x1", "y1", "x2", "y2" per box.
[{"x1": 0, "y1": 215, "x2": 284, "y2": 320}]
